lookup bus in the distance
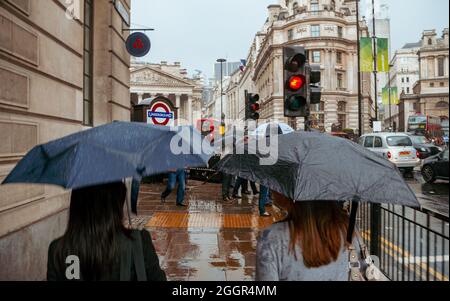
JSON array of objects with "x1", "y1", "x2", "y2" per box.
[{"x1": 407, "y1": 114, "x2": 443, "y2": 139}]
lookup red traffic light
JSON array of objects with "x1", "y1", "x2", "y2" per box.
[
  {"x1": 251, "y1": 103, "x2": 260, "y2": 111},
  {"x1": 289, "y1": 75, "x2": 305, "y2": 91}
]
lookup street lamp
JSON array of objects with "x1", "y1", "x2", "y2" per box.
[{"x1": 217, "y1": 58, "x2": 227, "y2": 136}]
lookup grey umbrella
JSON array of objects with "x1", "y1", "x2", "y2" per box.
[
  {"x1": 217, "y1": 131, "x2": 419, "y2": 207},
  {"x1": 2, "y1": 122, "x2": 213, "y2": 190}
]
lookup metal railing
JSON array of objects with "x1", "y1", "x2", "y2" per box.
[{"x1": 357, "y1": 203, "x2": 449, "y2": 281}]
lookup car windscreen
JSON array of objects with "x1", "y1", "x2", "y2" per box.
[
  {"x1": 411, "y1": 136, "x2": 430, "y2": 144},
  {"x1": 387, "y1": 136, "x2": 413, "y2": 147}
]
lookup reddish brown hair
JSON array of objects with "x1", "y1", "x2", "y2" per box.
[{"x1": 273, "y1": 192, "x2": 350, "y2": 268}]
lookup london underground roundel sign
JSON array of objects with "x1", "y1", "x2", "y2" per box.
[
  {"x1": 125, "y1": 32, "x2": 151, "y2": 57},
  {"x1": 147, "y1": 102, "x2": 174, "y2": 127}
]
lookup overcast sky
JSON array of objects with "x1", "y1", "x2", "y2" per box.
[{"x1": 131, "y1": 0, "x2": 449, "y2": 79}]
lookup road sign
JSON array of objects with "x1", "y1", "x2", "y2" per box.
[
  {"x1": 125, "y1": 32, "x2": 151, "y2": 57},
  {"x1": 147, "y1": 102, "x2": 174, "y2": 127}
]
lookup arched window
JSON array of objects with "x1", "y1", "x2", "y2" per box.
[
  {"x1": 428, "y1": 38, "x2": 433, "y2": 45},
  {"x1": 293, "y1": 2, "x2": 298, "y2": 14},
  {"x1": 436, "y1": 101, "x2": 449, "y2": 109}
]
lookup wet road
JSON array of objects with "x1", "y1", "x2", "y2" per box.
[
  {"x1": 406, "y1": 171, "x2": 449, "y2": 217},
  {"x1": 137, "y1": 180, "x2": 285, "y2": 281}
]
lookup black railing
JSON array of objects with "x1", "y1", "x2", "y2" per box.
[{"x1": 357, "y1": 203, "x2": 449, "y2": 281}]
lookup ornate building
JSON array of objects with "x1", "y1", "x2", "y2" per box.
[
  {"x1": 400, "y1": 28, "x2": 449, "y2": 130},
  {"x1": 0, "y1": 0, "x2": 132, "y2": 280},
  {"x1": 130, "y1": 61, "x2": 203, "y2": 125},
  {"x1": 225, "y1": 0, "x2": 373, "y2": 134}
]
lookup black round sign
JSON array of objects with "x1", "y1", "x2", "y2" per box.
[{"x1": 125, "y1": 32, "x2": 151, "y2": 57}]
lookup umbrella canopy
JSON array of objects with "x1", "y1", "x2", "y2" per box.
[
  {"x1": 2, "y1": 122, "x2": 213, "y2": 190},
  {"x1": 250, "y1": 122, "x2": 294, "y2": 138},
  {"x1": 217, "y1": 131, "x2": 419, "y2": 207}
]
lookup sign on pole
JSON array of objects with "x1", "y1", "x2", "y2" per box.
[
  {"x1": 125, "y1": 32, "x2": 151, "y2": 57},
  {"x1": 147, "y1": 102, "x2": 174, "y2": 127},
  {"x1": 360, "y1": 37, "x2": 374, "y2": 72},
  {"x1": 377, "y1": 38, "x2": 390, "y2": 73}
]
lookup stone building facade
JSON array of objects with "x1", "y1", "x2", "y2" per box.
[
  {"x1": 400, "y1": 29, "x2": 449, "y2": 131},
  {"x1": 0, "y1": 0, "x2": 132, "y2": 280},
  {"x1": 384, "y1": 42, "x2": 421, "y2": 131},
  {"x1": 130, "y1": 61, "x2": 203, "y2": 125},
  {"x1": 225, "y1": 0, "x2": 374, "y2": 134}
]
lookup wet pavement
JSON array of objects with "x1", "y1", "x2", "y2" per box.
[
  {"x1": 137, "y1": 180, "x2": 285, "y2": 281},
  {"x1": 134, "y1": 172, "x2": 448, "y2": 281}
]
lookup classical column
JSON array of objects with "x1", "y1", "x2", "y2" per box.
[
  {"x1": 175, "y1": 94, "x2": 182, "y2": 125},
  {"x1": 138, "y1": 93, "x2": 144, "y2": 104},
  {"x1": 187, "y1": 94, "x2": 193, "y2": 125}
]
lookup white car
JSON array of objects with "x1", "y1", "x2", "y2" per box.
[{"x1": 358, "y1": 133, "x2": 421, "y2": 172}]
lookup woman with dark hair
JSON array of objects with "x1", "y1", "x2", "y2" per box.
[
  {"x1": 47, "y1": 182, "x2": 166, "y2": 281},
  {"x1": 256, "y1": 192, "x2": 362, "y2": 281}
]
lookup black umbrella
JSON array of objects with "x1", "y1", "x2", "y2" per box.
[
  {"x1": 217, "y1": 131, "x2": 419, "y2": 207},
  {"x1": 2, "y1": 122, "x2": 213, "y2": 190}
]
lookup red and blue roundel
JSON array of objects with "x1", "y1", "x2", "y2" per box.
[{"x1": 125, "y1": 32, "x2": 151, "y2": 57}]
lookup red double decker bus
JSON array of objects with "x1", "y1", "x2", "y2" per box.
[{"x1": 407, "y1": 114, "x2": 443, "y2": 139}]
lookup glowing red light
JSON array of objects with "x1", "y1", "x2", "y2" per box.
[
  {"x1": 251, "y1": 103, "x2": 260, "y2": 111},
  {"x1": 289, "y1": 76, "x2": 304, "y2": 90}
]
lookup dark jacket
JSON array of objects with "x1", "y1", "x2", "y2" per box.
[{"x1": 47, "y1": 230, "x2": 166, "y2": 281}]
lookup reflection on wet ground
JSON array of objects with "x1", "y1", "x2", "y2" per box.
[
  {"x1": 138, "y1": 180, "x2": 285, "y2": 281},
  {"x1": 407, "y1": 172, "x2": 449, "y2": 217}
]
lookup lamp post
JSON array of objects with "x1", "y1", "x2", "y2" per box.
[
  {"x1": 217, "y1": 58, "x2": 227, "y2": 137},
  {"x1": 356, "y1": 0, "x2": 363, "y2": 136}
]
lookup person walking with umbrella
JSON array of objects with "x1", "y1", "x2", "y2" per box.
[
  {"x1": 218, "y1": 131, "x2": 419, "y2": 281},
  {"x1": 47, "y1": 182, "x2": 166, "y2": 281}
]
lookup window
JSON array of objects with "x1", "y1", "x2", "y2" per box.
[
  {"x1": 401, "y1": 78, "x2": 404, "y2": 83},
  {"x1": 336, "y1": 51, "x2": 342, "y2": 64},
  {"x1": 288, "y1": 29, "x2": 294, "y2": 40},
  {"x1": 407, "y1": 87, "x2": 410, "y2": 94},
  {"x1": 387, "y1": 136, "x2": 412, "y2": 147},
  {"x1": 364, "y1": 136, "x2": 374, "y2": 148},
  {"x1": 311, "y1": 0, "x2": 319, "y2": 15},
  {"x1": 428, "y1": 38, "x2": 433, "y2": 45},
  {"x1": 438, "y1": 57, "x2": 445, "y2": 77},
  {"x1": 337, "y1": 73, "x2": 344, "y2": 89},
  {"x1": 83, "y1": 0, "x2": 94, "y2": 126},
  {"x1": 406, "y1": 77, "x2": 410, "y2": 83},
  {"x1": 312, "y1": 51, "x2": 321, "y2": 63},
  {"x1": 311, "y1": 25, "x2": 320, "y2": 37},
  {"x1": 374, "y1": 137, "x2": 383, "y2": 148},
  {"x1": 440, "y1": 82, "x2": 445, "y2": 87},
  {"x1": 337, "y1": 26, "x2": 343, "y2": 38},
  {"x1": 430, "y1": 83, "x2": 435, "y2": 87}
]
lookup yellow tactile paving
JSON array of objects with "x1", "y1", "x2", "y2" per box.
[{"x1": 146, "y1": 212, "x2": 277, "y2": 229}]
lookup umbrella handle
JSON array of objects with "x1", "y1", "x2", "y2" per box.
[{"x1": 347, "y1": 200, "x2": 359, "y2": 244}]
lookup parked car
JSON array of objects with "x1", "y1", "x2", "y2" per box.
[
  {"x1": 408, "y1": 134, "x2": 443, "y2": 159},
  {"x1": 358, "y1": 133, "x2": 420, "y2": 172},
  {"x1": 421, "y1": 149, "x2": 449, "y2": 184}
]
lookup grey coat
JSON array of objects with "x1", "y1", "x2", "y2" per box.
[{"x1": 256, "y1": 222, "x2": 362, "y2": 281}]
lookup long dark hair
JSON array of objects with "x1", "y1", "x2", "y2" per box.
[{"x1": 53, "y1": 182, "x2": 131, "y2": 280}]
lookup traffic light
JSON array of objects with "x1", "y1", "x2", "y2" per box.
[
  {"x1": 309, "y1": 64, "x2": 322, "y2": 105},
  {"x1": 246, "y1": 93, "x2": 260, "y2": 120},
  {"x1": 283, "y1": 46, "x2": 308, "y2": 117}
]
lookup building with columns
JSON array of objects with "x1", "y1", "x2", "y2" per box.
[
  {"x1": 224, "y1": 0, "x2": 374, "y2": 134},
  {"x1": 130, "y1": 61, "x2": 203, "y2": 125},
  {"x1": 0, "y1": 0, "x2": 132, "y2": 280},
  {"x1": 400, "y1": 28, "x2": 449, "y2": 131}
]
